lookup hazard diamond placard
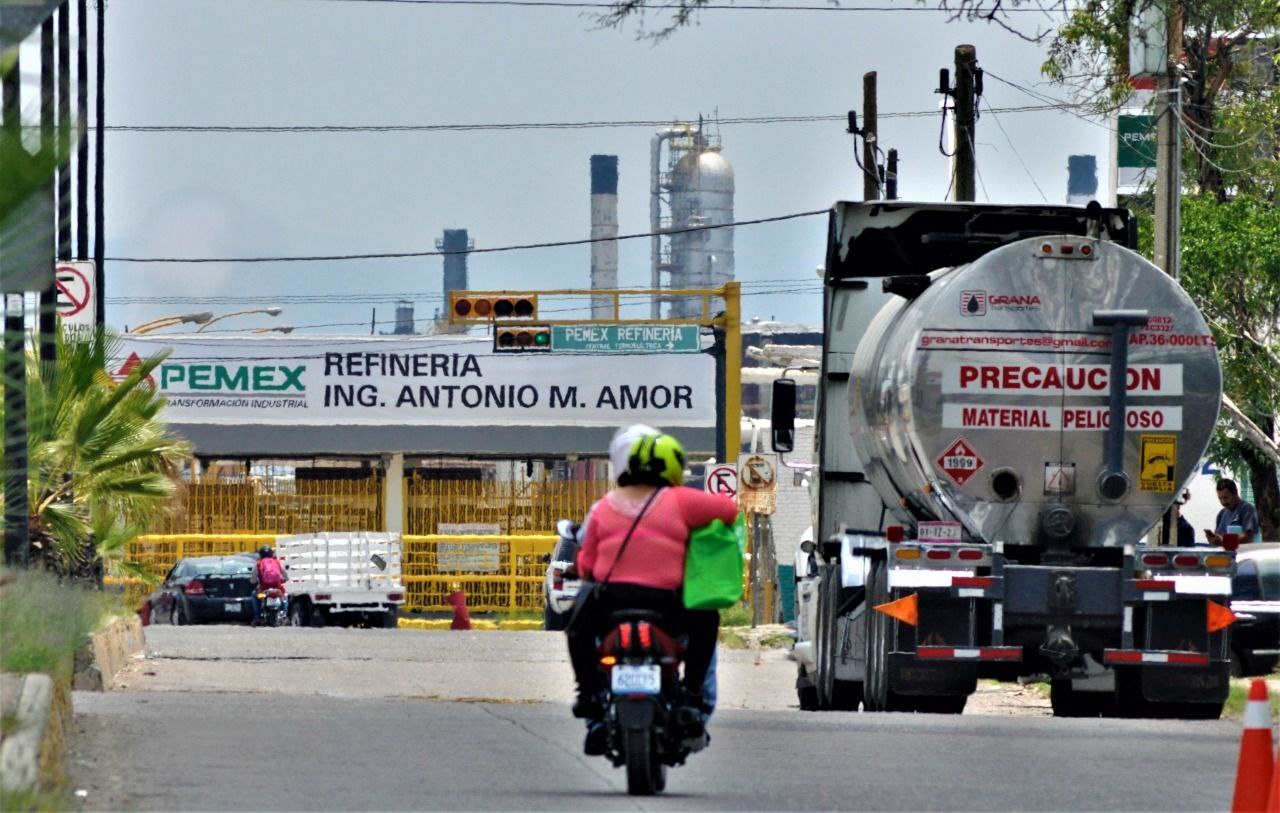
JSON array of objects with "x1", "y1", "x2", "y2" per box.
[{"x1": 937, "y1": 437, "x2": 984, "y2": 486}]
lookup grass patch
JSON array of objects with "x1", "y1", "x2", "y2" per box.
[
  {"x1": 0, "y1": 568, "x2": 115, "y2": 677},
  {"x1": 0, "y1": 785, "x2": 73, "y2": 813},
  {"x1": 718, "y1": 629, "x2": 748, "y2": 649},
  {"x1": 757, "y1": 632, "x2": 795, "y2": 649},
  {"x1": 1224, "y1": 680, "x2": 1280, "y2": 721}
]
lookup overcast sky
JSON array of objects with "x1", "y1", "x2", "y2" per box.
[{"x1": 61, "y1": 0, "x2": 1112, "y2": 333}]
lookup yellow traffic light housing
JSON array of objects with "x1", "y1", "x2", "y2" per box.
[{"x1": 449, "y1": 292, "x2": 538, "y2": 322}]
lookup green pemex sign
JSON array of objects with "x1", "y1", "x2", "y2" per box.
[
  {"x1": 1117, "y1": 114, "x2": 1158, "y2": 169},
  {"x1": 552, "y1": 324, "x2": 701, "y2": 353}
]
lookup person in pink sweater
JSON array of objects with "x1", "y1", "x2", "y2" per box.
[{"x1": 565, "y1": 426, "x2": 737, "y2": 752}]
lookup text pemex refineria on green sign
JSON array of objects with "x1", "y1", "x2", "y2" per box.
[{"x1": 552, "y1": 324, "x2": 701, "y2": 353}]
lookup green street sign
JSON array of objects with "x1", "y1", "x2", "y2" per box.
[
  {"x1": 1117, "y1": 114, "x2": 1157, "y2": 169},
  {"x1": 552, "y1": 324, "x2": 701, "y2": 353}
]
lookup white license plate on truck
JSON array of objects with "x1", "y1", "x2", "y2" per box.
[{"x1": 611, "y1": 664, "x2": 661, "y2": 694}]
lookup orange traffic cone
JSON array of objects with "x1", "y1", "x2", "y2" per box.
[
  {"x1": 447, "y1": 583, "x2": 472, "y2": 631},
  {"x1": 1269, "y1": 737, "x2": 1280, "y2": 813},
  {"x1": 1231, "y1": 679, "x2": 1274, "y2": 813}
]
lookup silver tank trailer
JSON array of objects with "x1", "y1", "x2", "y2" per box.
[
  {"x1": 850, "y1": 235, "x2": 1221, "y2": 548},
  {"x1": 670, "y1": 148, "x2": 735, "y2": 315}
]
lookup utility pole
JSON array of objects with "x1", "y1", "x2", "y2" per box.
[
  {"x1": 40, "y1": 13, "x2": 58, "y2": 365},
  {"x1": 3, "y1": 58, "x2": 30, "y2": 566},
  {"x1": 93, "y1": 0, "x2": 105, "y2": 324},
  {"x1": 862, "y1": 72, "x2": 879, "y2": 201},
  {"x1": 886, "y1": 148, "x2": 899, "y2": 200},
  {"x1": 1152, "y1": 2, "x2": 1182, "y2": 280},
  {"x1": 77, "y1": 0, "x2": 89, "y2": 264},
  {"x1": 953, "y1": 44, "x2": 978, "y2": 202}
]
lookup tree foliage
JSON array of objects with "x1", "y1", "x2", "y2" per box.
[{"x1": 3, "y1": 329, "x2": 191, "y2": 576}]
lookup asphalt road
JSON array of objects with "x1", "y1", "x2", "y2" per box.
[{"x1": 70, "y1": 627, "x2": 1242, "y2": 811}]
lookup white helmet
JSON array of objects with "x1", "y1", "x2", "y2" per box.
[{"x1": 608, "y1": 423, "x2": 661, "y2": 477}]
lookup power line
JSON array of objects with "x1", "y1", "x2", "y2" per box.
[
  {"x1": 300, "y1": 0, "x2": 1056, "y2": 11},
  {"x1": 109, "y1": 278, "x2": 820, "y2": 305},
  {"x1": 106, "y1": 209, "x2": 828, "y2": 264},
  {"x1": 99, "y1": 105, "x2": 1075, "y2": 134}
]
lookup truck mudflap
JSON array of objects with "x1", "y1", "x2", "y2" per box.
[{"x1": 916, "y1": 646, "x2": 1022, "y2": 661}]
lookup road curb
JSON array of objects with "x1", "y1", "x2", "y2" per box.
[
  {"x1": 0, "y1": 615, "x2": 144, "y2": 795},
  {"x1": 75, "y1": 615, "x2": 146, "y2": 691},
  {"x1": 397, "y1": 618, "x2": 544, "y2": 631}
]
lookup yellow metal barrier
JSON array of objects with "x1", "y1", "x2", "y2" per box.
[
  {"x1": 159, "y1": 477, "x2": 383, "y2": 534},
  {"x1": 109, "y1": 533, "x2": 557, "y2": 615},
  {"x1": 406, "y1": 477, "x2": 608, "y2": 535},
  {"x1": 401, "y1": 534, "x2": 556, "y2": 613}
]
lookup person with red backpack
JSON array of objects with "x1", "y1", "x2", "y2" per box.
[{"x1": 253, "y1": 546, "x2": 288, "y2": 623}]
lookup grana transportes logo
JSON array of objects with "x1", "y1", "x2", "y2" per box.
[{"x1": 961, "y1": 290, "x2": 1041, "y2": 315}]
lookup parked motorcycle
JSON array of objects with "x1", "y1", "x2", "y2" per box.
[
  {"x1": 254, "y1": 587, "x2": 287, "y2": 627},
  {"x1": 595, "y1": 608, "x2": 707, "y2": 796}
]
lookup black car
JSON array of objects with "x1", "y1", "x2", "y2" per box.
[
  {"x1": 1230, "y1": 543, "x2": 1280, "y2": 677},
  {"x1": 148, "y1": 555, "x2": 258, "y2": 625}
]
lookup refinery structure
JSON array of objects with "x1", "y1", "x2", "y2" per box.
[
  {"x1": 437, "y1": 119, "x2": 735, "y2": 325},
  {"x1": 649, "y1": 121, "x2": 735, "y2": 317}
]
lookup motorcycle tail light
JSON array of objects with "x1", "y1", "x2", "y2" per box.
[{"x1": 637, "y1": 621, "x2": 653, "y2": 650}]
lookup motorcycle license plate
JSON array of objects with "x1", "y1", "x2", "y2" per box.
[
  {"x1": 611, "y1": 664, "x2": 661, "y2": 695},
  {"x1": 224, "y1": 602, "x2": 240, "y2": 613}
]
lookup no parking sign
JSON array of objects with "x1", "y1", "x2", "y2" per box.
[{"x1": 55, "y1": 261, "x2": 96, "y2": 336}]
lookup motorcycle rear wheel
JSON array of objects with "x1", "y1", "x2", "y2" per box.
[{"x1": 623, "y1": 727, "x2": 663, "y2": 796}]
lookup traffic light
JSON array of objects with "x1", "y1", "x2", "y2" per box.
[
  {"x1": 494, "y1": 325, "x2": 552, "y2": 352},
  {"x1": 449, "y1": 292, "x2": 538, "y2": 322}
]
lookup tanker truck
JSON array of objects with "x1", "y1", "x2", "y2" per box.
[{"x1": 770, "y1": 201, "x2": 1235, "y2": 718}]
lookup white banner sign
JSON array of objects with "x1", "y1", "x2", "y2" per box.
[{"x1": 113, "y1": 335, "x2": 716, "y2": 427}]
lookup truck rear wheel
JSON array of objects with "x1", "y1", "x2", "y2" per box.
[
  {"x1": 864, "y1": 560, "x2": 909, "y2": 712},
  {"x1": 823, "y1": 566, "x2": 861, "y2": 710}
]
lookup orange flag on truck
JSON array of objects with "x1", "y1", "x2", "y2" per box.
[
  {"x1": 1206, "y1": 600, "x2": 1237, "y2": 633},
  {"x1": 873, "y1": 593, "x2": 918, "y2": 626}
]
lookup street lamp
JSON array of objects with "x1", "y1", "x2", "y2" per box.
[
  {"x1": 196, "y1": 307, "x2": 284, "y2": 333},
  {"x1": 129, "y1": 311, "x2": 215, "y2": 334}
]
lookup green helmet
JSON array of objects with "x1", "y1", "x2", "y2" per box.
[{"x1": 624, "y1": 433, "x2": 686, "y2": 487}]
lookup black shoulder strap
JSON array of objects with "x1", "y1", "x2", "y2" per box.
[{"x1": 599, "y1": 487, "x2": 663, "y2": 584}]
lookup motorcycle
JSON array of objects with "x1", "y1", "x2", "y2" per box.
[
  {"x1": 254, "y1": 587, "x2": 287, "y2": 627},
  {"x1": 595, "y1": 608, "x2": 707, "y2": 796}
]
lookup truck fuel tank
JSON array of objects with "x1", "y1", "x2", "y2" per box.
[{"x1": 849, "y1": 236, "x2": 1221, "y2": 547}]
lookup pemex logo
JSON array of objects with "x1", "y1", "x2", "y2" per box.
[{"x1": 113, "y1": 352, "x2": 157, "y2": 389}]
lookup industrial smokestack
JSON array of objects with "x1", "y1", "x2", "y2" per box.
[
  {"x1": 436, "y1": 229, "x2": 473, "y2": 333},
  {"x1": 590, "y1": 155, "x2": 619, "y2": 319}
]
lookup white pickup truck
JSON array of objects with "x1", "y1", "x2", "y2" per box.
[{"x1": 277, "y1": 532, "x2": 405, "y2": 628}]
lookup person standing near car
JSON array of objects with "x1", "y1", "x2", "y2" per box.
[{"x1": 1204, "y1": 479, "x2": 1260, "y2": 547}]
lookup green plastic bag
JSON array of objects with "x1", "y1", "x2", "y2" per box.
[{"x1": 682, "y1": 512, "x2": 747, "y2": 610}]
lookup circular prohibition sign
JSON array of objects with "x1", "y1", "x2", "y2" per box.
[{"x1": 55, "y1": 265, "x2": 92, "y2": 317}]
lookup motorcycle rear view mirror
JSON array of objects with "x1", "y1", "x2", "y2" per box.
[
  {"x1": 799, "y1": 539, "x2": 816, "y2": 554},
  {"x1": 771, "y1": 378, "x2": 797, "y2": 453}
]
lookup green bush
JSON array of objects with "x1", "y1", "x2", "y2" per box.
[
  {"x1": 718, "y1": 603, "x2": 752, "y2": 627},
  {"x1": 0, "y1": 568, "x2": 115, "y2": 677}
]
